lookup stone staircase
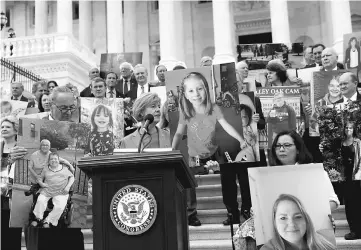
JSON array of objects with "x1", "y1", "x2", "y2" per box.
[{"x1": 22, "y1": 174, "x2": 361, "y2": 249}]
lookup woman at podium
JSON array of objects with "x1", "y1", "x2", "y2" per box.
[{"x1": 119, "y1": 92, "x2": 171, "y2": 149}]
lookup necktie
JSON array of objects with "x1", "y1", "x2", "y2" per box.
[
  {"x1": 141, "y1": 86, "x2": 145, "y2": 94},
  {"x1": 124, "y1": 80, "x2": 128, "y2": 94},
  {"x1": 109, "y1": 91, "x2": 114, "y2": 98}
]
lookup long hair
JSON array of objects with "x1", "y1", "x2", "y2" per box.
[
  {"x1": 270, "y1": 130, "x2": 313, "y2": 166},
  {"x1": 179, "y1": 72, "x2": 212, "y2": 120},
  {"x1": 343, "y1": 121, "x2": 357, "y2": 138},
  {"x1": 270, "y1": 194, "x2": 336, "y2": 250},
  {"x1": 266, "y1": 61, "x2": 288, "y2": 83},
  {"x1": 348, "y1": 37, "x2": 359, "y2": 49},
  {"x1": 90, "y1": 104, "x2": 113, "y2": 133},
  {"x1": 158, "y1": 100, "x2": 169, "y2": 129},
  {"x1": 239, "y1": 104, "x2": 252, "y2": 127},
  {"x1": 38, "y1": 93, "x2": 50, "y2": 112}
]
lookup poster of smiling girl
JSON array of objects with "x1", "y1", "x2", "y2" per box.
[{"x1": 80, "y1": 98, "x2": 125, "y2": 156}]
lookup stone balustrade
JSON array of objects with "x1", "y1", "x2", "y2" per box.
[{"x1": 1, "y1": 33, "x2": 97, "y2": 66}]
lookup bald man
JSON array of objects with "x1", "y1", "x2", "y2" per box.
[
  {"x1": 321, "y1": 48, "x2": 344, "y2": 71},
  {"x1": 236, "y1": 61, "x2": 262, "y2": 88},
  {"x1": 340, "y1": 72, "x2": 361, "y2": 103},
  {"x1": 80, "y1": 68, "x2": 100, "y2": 97}
]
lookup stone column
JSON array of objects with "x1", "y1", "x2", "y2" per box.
[
  {"x1": 328, "y1": 0, "x2": 352, "y2": 62},
  {"x1": 35, "y1": 0, "x2": 48, "y2": 35},
  {"x1": 158, "y1": 0, "x2": 185, "y2": 70},
  {"x1": 124, "y1": 0, "x2": 137, "y2": 52},
  {"x1": 1, "y1": 0, "x2": 6, "y2": 40},
  {"x1": 212, "y1": 0, "x2": 236, "y2": 64},
  {"x1": 79, "y1": 0, "x2": 92, "y2": 49},
  {"x1": 270, "y1": 0, "x2": 291, "y2": 44},
  {"x1": 57, "y1": 0, "x2": 73, "y2": 34},
  {"x1": 107, "y1": 0, "x2": 123, "y2": 53}
]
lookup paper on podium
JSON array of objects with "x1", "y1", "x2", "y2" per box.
[{"x1": 113, "y1": 148, "x2": 173, "y2": 153}]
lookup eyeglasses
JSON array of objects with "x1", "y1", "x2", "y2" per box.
[
  {"x1": 54, "y1": 105, "x2": 77, "y2": 113},
  {"x1": 275, "y1": 143, "x2": 295, "y2": 150}
]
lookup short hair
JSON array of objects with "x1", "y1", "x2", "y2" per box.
[
  {"x1": 266, "y1": 60, "x2": 288, "y2": 83},
  {"x1": 47, "y1": 80, "x2": 58, "y2": 88},
  {"x1": 49, "y1": 86, "x2": 74, "y2": 104},
  {"x1": 105, "y1": 71, "x2": 118, "y2": 80},
  {"x1": 91, "y1": 104, "x2": 113, "y2": 132},
  {"x1": 271, "y1": 130, "x2": 313, "y2": 166},
  {"x1": 239, "y1": 104, "x2": 253, "y2": 126},
  {"x1": 311, "y1": 43, "x2": 326, "y2": 53},
  {"x1": 173, "y1": 65, "x2": 186, "y2": 70},
  {"x1": 132, "y1": 92, "x2": 161, "y2": 121},
  {"x1": 119, "y1": 62, "x2": 134, "y2": 72},
  {"x1": 32, "y1": 80, "x2": 48, "y2": 95},
  {"x1": 48, "y1": 152, "x2": 60, "y2": 162},
  {"x1": 133, "y1": 64, "x2": 148, "y2": 74},
  {"x1": 1, "y1": 116, "x2": 19, "y2": 133},
  {"x1": 344, "y1": 72, "x2": 358, "y2": 84},
  {"x1": 11, "y1": 82, "x2": 24, "y2": 89},
  {"x1": 91, "y1": 77, "x2": 107, "y2": 87},
  {"x1": 156, "y1": 65, "x2": 167, "y2": 73},
  {"x1": 40, "y1": 139, "x2": 51, "y2": 146}
]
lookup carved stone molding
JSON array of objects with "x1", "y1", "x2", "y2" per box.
[
  {"x1": 235, "y1": 18, "x2": 271, "y2": 36},
  {"x1": 27, "y1": 62, "x2": 70, "y2": 74},
  {"x1": 233, "y1": 0, "x2": 269, "y2": 13}
]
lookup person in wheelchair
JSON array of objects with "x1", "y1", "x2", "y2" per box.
[
  {"x1": 30, "y1": 152, "x2": 74, "y2": 228},
  {"x1": 25, "y1": 139, "x2": 74, "y2": 196}
]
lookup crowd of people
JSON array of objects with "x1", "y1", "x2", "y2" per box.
[{"x1": 1, "y1": 41, "x2": 361, "y2": 250}]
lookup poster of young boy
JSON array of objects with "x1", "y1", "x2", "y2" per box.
[
  {"x1": 256, "y1": 87, "x2": 301, "y2": 148},
  {"x1": 248, "y1": 164, "x2": 336, "y2": 248},
  {"x1": 10, "y1": 118, "x2": 89, "y2": 228},
  {"x1": 80, "y1": 97, "x2": 125, "y2": 155}
]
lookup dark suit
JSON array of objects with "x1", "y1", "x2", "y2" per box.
[
  {"x1": 80, "y1": 85, "x2": 92, "y2": 97},
  {"x1": 90, "y1": 90, "x2": 125, "y2": 98},
  {"x1": 115, "y1": 77, "x2": 138, "y2": 97},
  {"x1": 11, "y1": 95, "x2": 28, "y2": 102}
]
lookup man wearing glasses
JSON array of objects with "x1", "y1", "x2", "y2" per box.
[{"x1": 43, "y1": 86, "x2": 79, "y2": 122}]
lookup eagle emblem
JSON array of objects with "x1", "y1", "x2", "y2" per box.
[
  {"x1": 120, "y1": 200, "x2": 147, "y2": 224},
  {"x1": 110, "y1": 185, "x2": 158, "y2": 235}
]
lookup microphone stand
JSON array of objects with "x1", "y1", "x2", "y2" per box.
[{"x1": 137, "y1": 130, "x2": 148, "y2": 153}]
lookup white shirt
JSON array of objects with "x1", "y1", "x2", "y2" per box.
[
  {"x1": 137, "y1": 82, "x2": 149, "y2": 98},
  {"x1": 325, "y1": 65, "x2": 338, "y2": 71},
  {"x1": 350, "y1": 49, "x2": 359, "y2": 68},
  {"x1": 343, "y1": 92, "x2": 358, "y2": 104}
]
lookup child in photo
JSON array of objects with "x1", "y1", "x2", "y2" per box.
[
  {"x1": 88, "y1": 104, "x2": 114, "y2": 156},
  {"x1": 31, "y1": 152, "x2": 74, "y2": 228},
  {"x1": 172, "y1": 72, "x2": 246, "y2": 167},
  {"x1": 1, "y1": 101, "x2": 13, "y2": 118}
]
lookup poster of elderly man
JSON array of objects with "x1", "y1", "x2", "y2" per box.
[
  {"x1": 99, "y1": 52, "x2": 143, "y2": 79},
  {"x1": 10, "y1": 118, "x2": 89, "y2": 229}
]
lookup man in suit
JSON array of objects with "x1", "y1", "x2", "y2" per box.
[
  {"x1": 126, "y1": 64, "x2": 151, "y2": 101},
  {"x1": 116, "y1": 62, "x2": 137, "y2": 97},
  {"x1": 149, "y1": 65, "x2": 167, "y2": 87},
  {"x1": 312, "y1": 43, "x2": 326, "y2": 67},
  {"x1": 80, "y1": 68, "x2": 100, "y2": 97},
  {"x1": 303, "y1": 46, "x2": 316, "y2": 68},
  {"x1": 340, "y1": 72, "x2": 361, "y2": 103},
  {"x1": 11, "y1": 82, "x2": 28, "y2": 102},
  {"x1": 105, "y1": 72, "x2": 125, "y2": 98},
  {"x1": 321, "y1": 47, "x2": 344, "y2": 71}
]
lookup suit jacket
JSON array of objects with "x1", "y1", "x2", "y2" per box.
[
  {"x1": 115, "y1": 77, "x2": 138, "y2": 97},
  {"x1": 11, "y1": 95, "x2": 28, "y2": 102},
  {"x1": 90, "y1": 90, "x2": 125, "y2": 98},
  {"x1": 125, "y1": 83, "x2": 152, "y2": 101},
  {"x1": 119, "y1": 127, "x2": 170, "y2": 149},
  {"x1": 80, "y1": 85, "x2": 92, "y2": 97},
  {"x1": 255, "y1": 96, "x2": 265, "y2": 130},
  {"x1": 357, "y1": 91, "x2": 361, "y2": 101}
]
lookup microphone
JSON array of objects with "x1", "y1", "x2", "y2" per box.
[
  {"x1": 141, "y1": 114, "x2": 154, "y2": 134},
  {"x1": 138, "y1": 114, "x2": 154, "y2": 153}
]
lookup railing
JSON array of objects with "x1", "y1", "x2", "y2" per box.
[
  {"x1": 1, "y1": 57, "x2": 44, "y2": 93},
  {"x1": 14, "y1": 159, "x2": 89, "y2": 196},
  {"x1": 1, "y1": 33, "x2": 97, "y2": 67}
]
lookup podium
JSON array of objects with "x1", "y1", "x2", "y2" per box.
[{"x1": 78, "y1": 151, "x2": 197, "y2": 250}]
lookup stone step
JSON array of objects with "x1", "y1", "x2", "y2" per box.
[
  {"x1": 190, "y1": 239, "x2": 233, "y2": 250},
  {"x1": 195, "y1": 174, "x2": 221, "y2": 186},
  {"x1": 189, "y1": 224, "x2": 238, "y2": 241},
  {"x1": 196, "y1": 184, "x2": 239, "y2": 198},
  {"x1": 335, "y1": 220, "x2": 350, "y2": 237}
]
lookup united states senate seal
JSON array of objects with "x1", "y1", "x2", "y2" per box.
[{"x1": 110, "y1": 185, "x2": 157, "y2": 235}]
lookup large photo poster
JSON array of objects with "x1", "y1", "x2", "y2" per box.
[
  {"x1": 256, "y1": 87, "x2": 301, "y2": 148},
  {"x1": 80, "y1": 98, "x2": 125, "y2": 155},
  {"x1": 343, "y1": 31, "x2": 361, "y2": 83},
  {"x1": 100, "y1": 52, "x2": 143, "y2": 79},
  {"x1": 249, "y1": 164, "x2": 336, "y2": 248},
  {"x1": 10, "y1": 118, "x2": 89, "y2": 228}
]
